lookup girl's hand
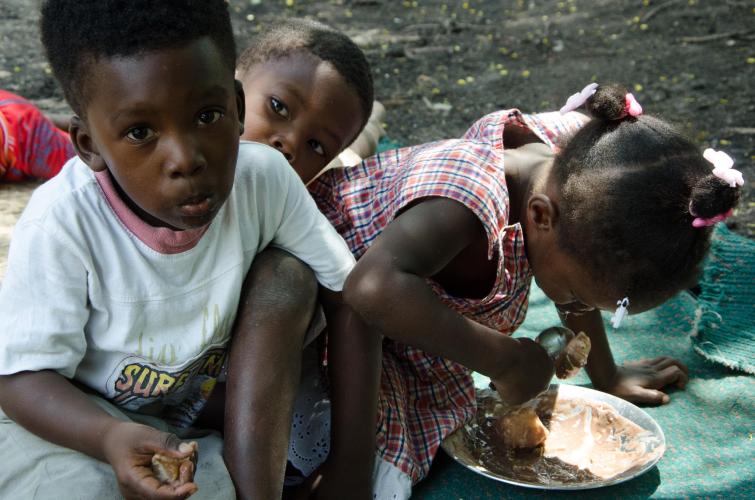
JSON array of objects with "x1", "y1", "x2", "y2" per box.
[
  {"x1": 491, "y1": 338, "x2": 555, "y2": 405},
  {"x1": 602, "y1": 357, "x2": 689, "y2": 405},
  {"x1": 102, "y1": 421, "x2": 198, "y2": 500}
]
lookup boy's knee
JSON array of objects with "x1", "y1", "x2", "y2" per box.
[{"x1": 243, "y1": 247, "x2": 318, "y2": 313}]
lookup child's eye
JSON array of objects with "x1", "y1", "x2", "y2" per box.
[
  {"x1": 125, "y1": 126, "x2": 155, "y2": 143},
  {"x1": 198, "y1": 110, "x2": 223, "y2": 125},
  {"x1": 308, "y1": 139, "x2": 325, "y2": 157},
  {"x1": 270, "y1": 97, "x2": 289, "y2": 118}
]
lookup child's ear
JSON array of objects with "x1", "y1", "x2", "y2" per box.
[
  {"x1": 234, "y1": 79, "x2": 246, "y2": 136},
  {"x1": 69, "y1": 116, "x2": 107, "y2": 172},
  {"x1": 527, "y1": 194, "x2": 559, "y2": 231}
]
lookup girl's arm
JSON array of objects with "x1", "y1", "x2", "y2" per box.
[
  {"x1": 0, "y1": 370, "x2": 197, "y2": 499},
  {"x1": 316, "y1": 197, "x2": 554, "y2": 498},
  {"x1": 315, "y1": 290, "x2": 381, "y2": 500},
  {"x1": 343, "y1": 197, "x2": 554, "y2": 404},
  {"x1": 560, "y1": 309, "x2": 689, "y2": 405},
  {"x1": 45, "y1": 112, "x2": 72, "y2": 132}
]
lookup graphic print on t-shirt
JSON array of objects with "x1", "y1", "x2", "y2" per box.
[{"x1": 107, "y1": 346, "x2": 227, "y2": 427}]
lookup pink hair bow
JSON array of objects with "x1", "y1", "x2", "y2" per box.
[
  {"x1": 692, "y1": 208, "x2": 734, "y2": 228},
  {"x1": 560, "y1": 82, "x2": 598, "y2": 114},
  {"x1": 624, "y1": 93, "x2": 642, "y2": 117},
  {"x1": 703, "y1": 148, "x2": 744, "y2": 188},
  {"x1": 690, "y1": 148, "x2": 743, "y2": 227}
]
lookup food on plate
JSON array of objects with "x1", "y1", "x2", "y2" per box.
[
  {"x1": 495, "y1": 406, "x2": 549, "y2": 449},
  {"x1": 487, "y1": 391, "x2": 663, "y2": 481}
]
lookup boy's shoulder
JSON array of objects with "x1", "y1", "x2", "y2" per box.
[
  {"x1": 234, "y1": 140, "x2": 299, "y2": 192},
  {"x1": 19, "y1": 156, "x2": 99, "y2": 225},
  {"x1": 236, "y1": 141, "x2": 289, "y2": 173}
]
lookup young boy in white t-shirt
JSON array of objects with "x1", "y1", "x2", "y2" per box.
[{"x1": 0, "y1": 1, "x2": 357, "y2": 499}]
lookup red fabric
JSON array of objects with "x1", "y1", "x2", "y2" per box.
[{"x1": 0, "y1": 89, "x2": 75, "y2": 181}]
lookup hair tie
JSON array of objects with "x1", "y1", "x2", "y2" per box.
[
  {"x1": 691, "y1": 208, "x2": 734, "y2": 228},
  {"x1": 624, "y1": 93, "x2": 642, "y2": 117},
  {"x1": 703, "y1": 148, "x2": 744, "y2": 188},
  {"x1": 689, "y1": 148, "x2": 743, "y2": 228},
  {"x1": 610, "y1": 297, "x2": 629, "y2": 328},
  {"x1": 560, "y1": 82, "x2": 598, "y2": 114}
]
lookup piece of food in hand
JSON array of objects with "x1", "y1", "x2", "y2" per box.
[
  {"x1": 495, "y1": 406, "x2": 549, "y2": 449},
  {"x1": 151, "y1": 441, "x2": 198, "y2": 484},
  {"x1": 554, "y1": 332, "x2": 591, "y2": 379}
]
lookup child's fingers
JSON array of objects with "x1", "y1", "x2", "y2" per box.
[
  {"x1": 628, "y1": 386, "x2": 670, "y2": 406},
  {"x1": 178, "y1": 458, "x2": 196, "y2": 484},
  {"x1": 652, "y1": 364, "x2": 689, "y2": 390},
  {"x1": 151, "y1": 436, "x2": 198, "y2": 459},
  {"x1": 125, "y1": 425, "x2": 183, "y2": 458},
  {"x1": 649, "y1": 356, "x2": 689, "y2": 376},
  {"x1": 124, "y1": 466, "x2": 196, "y2": 500},
  {"x1": 145, "y1": 479, "x2": 198, "y2": 500},
  {"x1": 167, "y1": 482, "x2": 198, "y2": 499}
]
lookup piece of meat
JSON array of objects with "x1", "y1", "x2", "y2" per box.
[
  {"x1": 495, "y1": 406, "x2": 549, "y2": 449},
  {"x1": 151, "y1": 441, "x2": 197, "y2": 484}
]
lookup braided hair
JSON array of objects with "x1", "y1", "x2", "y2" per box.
[{"x1": 553, "y1": 83, "x2": 741, "y2": 306}]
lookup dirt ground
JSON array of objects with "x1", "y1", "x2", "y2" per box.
[{"x1": 0, "y1": 0, "x2": 753, "y2": 277}]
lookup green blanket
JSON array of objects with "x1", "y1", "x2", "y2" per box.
[
  {"x1": 414, "y1": 255, "x2": 754, "y2": 499},
  {"x1": 692, "y1": 225, "x2": 755, "y2": 374}
]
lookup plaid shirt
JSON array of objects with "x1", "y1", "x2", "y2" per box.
[{"x1": 309, "y1": 109, "x2": 587, "y2": 482}]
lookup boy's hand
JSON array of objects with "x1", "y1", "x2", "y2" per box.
[
  {"x1": 102, "y1": 421, "x2": 198, "y2": 500},
  {"x1": 602, "y1": 357, "x2": 689, "y2": 405}
]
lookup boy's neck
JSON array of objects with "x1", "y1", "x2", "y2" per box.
[{"x1": 504, "y1": 143, "x2": 554, "y2": 227}]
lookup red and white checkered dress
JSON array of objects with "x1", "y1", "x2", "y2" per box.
[{"x1": 309, "y1": 109, "x2": 587, "y2": 483}]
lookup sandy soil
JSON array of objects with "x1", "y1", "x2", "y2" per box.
[
  {"x1": 1, "y1": 0, "x2": 753, "y2": 279},
  {"x1": 0, "y1": 182, "x2": 37, "y2": 278}
]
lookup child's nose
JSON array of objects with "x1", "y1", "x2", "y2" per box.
[
  {"x1": 165, "y1": 136, "x2": 207, "y2": 178},
  {"x1": 271, "y1": 133, "x2": 298, "y2": 165}
]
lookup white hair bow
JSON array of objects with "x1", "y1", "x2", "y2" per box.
[
  {"x1": 703, "y1": 148, "x2": 744, "y2": 188},
  {"x1": 559, "y1": 83, "x2": 598, "y2": 115},
  {"x1": 610, "y1": 297, "x2": 629, "y2": 329}
]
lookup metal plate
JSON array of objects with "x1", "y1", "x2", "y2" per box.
[{"x1": 441, "y1": 383, "x2": 666, "y2": 490}]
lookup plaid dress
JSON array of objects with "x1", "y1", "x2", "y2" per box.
[{"x1": 309, "y1": 109, "x2": 587, "y2": 483}]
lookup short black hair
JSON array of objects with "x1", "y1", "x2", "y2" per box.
[
  {"x1": 237, "y1": 18, "x2": 374, "y2": 130},
  {"x1": 40, "y1": 0, "x2": 236, "y2": 116},
  {"x1": 553, "y1": 83, "x2": 741, "y2": 306}
]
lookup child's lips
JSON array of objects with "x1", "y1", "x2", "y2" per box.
[{"x1": 178, "y1": 194, "x2": 213, "y2": 217}]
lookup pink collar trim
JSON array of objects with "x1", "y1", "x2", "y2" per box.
[{"x1": 94, "y1": 170, "x2": 210, "y2": 254}]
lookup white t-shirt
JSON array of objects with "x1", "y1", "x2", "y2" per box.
[{"x1": 0, "y1": 141, "x2": 355, "y2": 427}]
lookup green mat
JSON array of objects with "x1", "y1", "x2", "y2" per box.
[
  {"x1": 692, "y1": 225, "x2": 755, "y2": 374},
  {"x1": 376, "y1": 135, "x2": 403, "y2": 154},
  {"x1": 412, "y1": 232, "x2": 754, "y2": 499}
]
